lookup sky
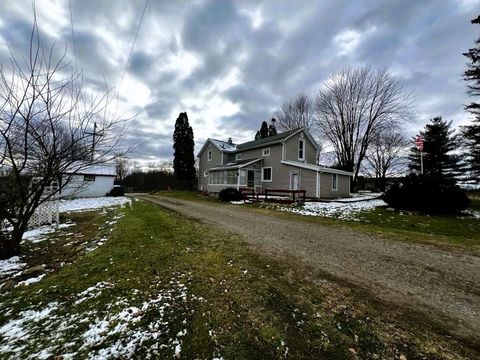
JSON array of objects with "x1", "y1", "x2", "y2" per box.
[{"x1": 0, "y1": 0, "x2": 479, "y2": 165}]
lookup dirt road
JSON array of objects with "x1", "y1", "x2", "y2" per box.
[{"x1": 137, "y1": 195, "x2": 480, "y2": 343}]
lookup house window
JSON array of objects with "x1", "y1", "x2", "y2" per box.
[
  {"x1": 207, "y1": 150, "x2": 212, "y2": 161},
  {"x1": 84, "y1": 174, "x2": 95, "y2": 182},
  {"x1": 261, "y1": 167, "x2": 272, "y2": 182},
  {"x1": 298, "y1": 139, "x2": 305, "y2": 160},
  {"x1": 236, "y1": 153, "x2": 243, "y2": 160},
  {"x1": 262, "y1": 148, "x2": 270, "y2": 156},
  {"x1": 332, "y1": 173, "x2": 338, "y2": 190},
  {"x1": 204, "y1": 170, "x2": 208, "y2": 177}
]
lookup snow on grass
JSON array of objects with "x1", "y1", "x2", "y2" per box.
[
  {"x1": 0, "y1": 272, "x2": 206, "y2": 359},
  {"x1": 0, "y1": 256, "x2": 27, "y2": 277},
  {"x1": 0, "y1": 301, "x2": 59, "y2": 355},
  {"x1": 275, "y1": 199, "x2": 387, "y2": 221},
  {"x1": 59, "y1": 196, "x2": 131, "y2": 213},
  {"x1": 22, "y1": 225, "x2": 56, "y2": 243},
  {"x1": 334, "y1": 192, "x2": 383, "y2": 203},
  {"x1": 75, "y1": 281, "x2": 114, "y2": 305},
  {"x1": 15, "y1": 274, "x2": 46, "y2": 287}
]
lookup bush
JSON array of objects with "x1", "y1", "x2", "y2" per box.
[
  {"x1": 108, "y1": 185, "x2": 125, "y2": 197},
  {"x1": 383, "y1": 174, "x2": 470, "y2": 214},
  {"x1": 218, "y1": 187, "x2": 243, "y2": 202}
]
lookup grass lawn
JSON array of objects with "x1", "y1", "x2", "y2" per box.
[{"x1": 0, "y1": 199, "x2": 477, "y2": 359}]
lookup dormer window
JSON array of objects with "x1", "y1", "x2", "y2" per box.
[
  {"x1": 298, "y1": 139, "x2": 305, "y2": 160},
  {"x1": 207, "y1": 150, "x2": 212, "y2": 161},
  {"x1": 262, "y1": 148, "x2": 270, "y2": 156}
]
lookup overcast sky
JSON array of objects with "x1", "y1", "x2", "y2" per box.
[{"x1": 1, "y1": 0, "x2": 479, "y2": 164}]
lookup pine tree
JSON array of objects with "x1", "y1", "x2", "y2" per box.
[
  {"x1": 259, "y1": 121, "x2": 269, "y2": 139},
  {"x1": 462, "y1": 15, "x2": 480, "y2": 183},
  {"x1": 408, "y1": 117, "x2": 461, "y2": 179},
  {"x1": 173, "y1": 112, "x2": 196, "y2": 189}
]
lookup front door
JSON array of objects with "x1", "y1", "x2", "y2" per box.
[
  {"x1": 291, "y1": 173, "x2": 299, "y2": 190},
  {"x1": 247, "y1": 170, "x2": 255, "y2": 188}
]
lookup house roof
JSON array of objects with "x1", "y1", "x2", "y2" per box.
[
  {"x1": 197, "y1": 127, "x2": 320, "y2": 157},
  {"x1": 236, "y1": 128, "x2": 300, "y2": 150},
  {"x1": 210, "y1": 157, "x2": 263, "y2": 171},
  {"x1": 63, "y1": 163, "x2": 116, "y2": 176},
  {"x1": 281, "y1": 160, "x2": 353, "y2": 176},
  {"x1": 210, "y1": 139, "x2": 237, "y2": 152}
]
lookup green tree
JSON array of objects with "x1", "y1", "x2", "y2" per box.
[
  {"x1": 173, "y1": 112, "x2": 196, "y2": 189},
  {"x1": 408, "y1": 117, "x2": 461, "y2": 179},
  {"x1": 462, "y1": 15, "x2": 480, "y2": 183},
  {"x1": 259, "y1": 121, "x2": 269, "y2": 139}
]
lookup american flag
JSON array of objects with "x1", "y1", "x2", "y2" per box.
[{"x1": 414, "y1": 135, "x2": 424, "y2": 151}]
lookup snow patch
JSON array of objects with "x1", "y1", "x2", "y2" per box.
[
  {"x1": 16, "y1": 274, "x2": 46, "y2": 287},
  {"x1": 0, "y1": 256, "x2": 27, "y2": 277},
  {"x1": 59, "y1": 197, "x2": 131, "y2": 213},
  {"x1": 22, "y1": 226, "x2": 56, "y2": 243},
  {"x1": 275, "y1": 199, "x2": 387, "y2": 221}
]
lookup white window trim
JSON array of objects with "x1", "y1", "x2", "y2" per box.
[
  {"x1": 236, "y1": 153, "x2": 243, "y2": 160},
  {"x1": 207, "y1": 150, "x2": 212, "y2": 161},
  {"x1": 298, "y1": 139, "x2": 305, "y2": 161},
  {"x1": 332, "y1": 173, "x2": 338, "y2": 191},
  {"x1": 261, "y1": 167, "x2": 272, "y2": 182},
  {"x1": 262, "y1": 148, "x2": 270, "y2": 156}
]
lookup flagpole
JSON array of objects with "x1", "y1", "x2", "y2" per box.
[{"x1": 420, "y1": 151, "x2": 423, "y2": 174}]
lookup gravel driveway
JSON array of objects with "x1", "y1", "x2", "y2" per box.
[{"x1": 138, "y1": 195, "x2": 480, "y2": 343}]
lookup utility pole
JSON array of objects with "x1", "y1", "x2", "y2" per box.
[{"x1": 85, "y1": 122, "x2": 104, "y2": 161}]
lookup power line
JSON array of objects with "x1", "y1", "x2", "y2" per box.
[
  {"x1": 118, "y1": 0, "x2": 149, "y2": 91},
  {"x1": 68, "y1": 0, "x2": 78, "y2": 73}
]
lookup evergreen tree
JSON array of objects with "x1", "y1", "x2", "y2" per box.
[
  {"x1": 462, "y1": 15, "x2": 480, "y2": 183},
  {"x1": 408, "y1": 117, "x2": 461, "y2": 179},
  {"x1": 460, "y1": 117, "x2": 480, "y2": 182},
  {"x1": 259, "y1": 121, "x2": 269, "y2": 139},
  {"x1": 173, "y1": 112, "x2": 196, "y2": 189},
  {"x1": 268, "y1": 118, "x2": 278, "y2": 136}
]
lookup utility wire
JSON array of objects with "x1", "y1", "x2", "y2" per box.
[
  {"x1": 118, "y1": 0, "x2": 149, "y2": 91},
  {"x1": 68, "y1": 0, "x2": 78, "y2": 73}
]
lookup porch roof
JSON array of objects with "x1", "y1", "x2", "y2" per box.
[{"x1": 209, "y1": 157, "x2": 263, "y2": 171}]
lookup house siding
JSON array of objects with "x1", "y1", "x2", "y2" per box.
[
  {"x1": 283, "y1": 131, "x2": 317, "y2": 164},
  {"x1": 198, "y1": 142, "x2": 223, "y2": 191},
  {"x1": 264, "y1": 163, "x2": 317, "y2": 197},
  {"x1": 61, "y1": 174, "x2": 115, "y2": 198},
  {"x1": 319, "y1": 172, "x2": 350, "y2": 198}
]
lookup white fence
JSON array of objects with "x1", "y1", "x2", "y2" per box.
[{"x1": 28, "y1": 180, "x2": 60, "y2": 228}]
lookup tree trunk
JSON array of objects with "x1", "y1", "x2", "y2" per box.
[{"x1": 0, "y1": 230, "x2": 22, "y2": 259}]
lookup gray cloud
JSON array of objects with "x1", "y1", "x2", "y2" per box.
[{"x1": 0, "y1": 0, "x2": 479, "y2": 161}]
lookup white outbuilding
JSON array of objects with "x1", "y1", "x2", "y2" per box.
[{"x1": 61, "y1": 164, "x2": 116, "y2": 198}]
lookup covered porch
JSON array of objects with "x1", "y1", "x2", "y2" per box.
[{"x1": 208, "y1": 158, "x2": 263, "y2": 194}]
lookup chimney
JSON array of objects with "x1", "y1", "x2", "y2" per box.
[{"x1": 227, "y1": 137, "x2": 233, "y2": 145}]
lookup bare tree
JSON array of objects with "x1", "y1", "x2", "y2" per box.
[
  {"x1": 274, "y1": 93, "x2": 314, "y2": 132},
  {"x1": 115, "y1": 157, "x2": 130, "y2": 182},
  {"x1": 363, "y1": 130, "x2": 409, "y2": 191},
  {"x1": 0, "y1": 14, "x2": 129, "y2": 259},
  {"x1": 314, "y1": 67, "x2": 413, "y2": 188}
]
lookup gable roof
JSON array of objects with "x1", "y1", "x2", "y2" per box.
[
  {"x1": 63, "y1": 163, "x2": 116, "y2": 176},
  {"x1": 211, "y1": 139, "x2": 237, "y2": 152},
  {"x1": 236, "y1": 128, "x2": 299, "y2": 150},
  {"x1": 197, "y1": 127, "x2": 320, "y2": 157}
]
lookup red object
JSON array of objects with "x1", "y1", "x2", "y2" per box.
[{"x1": 414, "y1": 135, "x2": 424, "y2": 151}]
